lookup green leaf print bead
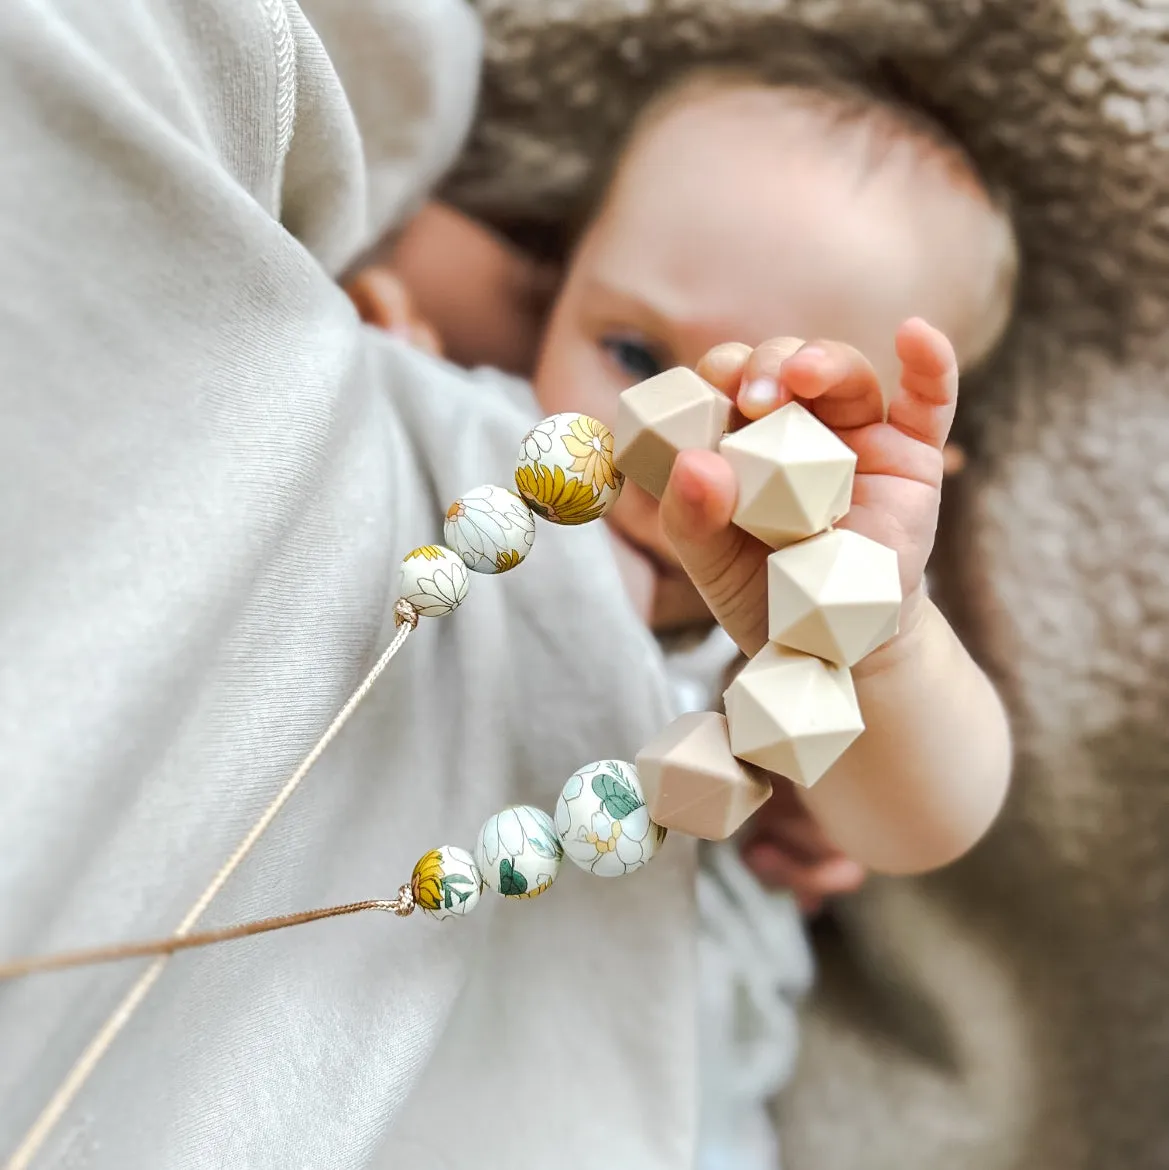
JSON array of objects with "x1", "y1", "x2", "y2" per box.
[
  {"x1": 556, "y1": 761, "x2": 667, "y2": 878},
  {"x1": 475, "y1": 806, "x2": 563, "y2": 901}
]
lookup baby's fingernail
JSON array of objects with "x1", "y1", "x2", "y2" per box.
[
  {"x1": 795, "y1": 345, "x2": 827, "y2": 362},
  {"x1": 739, "y1": 378, "x2": 778, "y2": 415}
]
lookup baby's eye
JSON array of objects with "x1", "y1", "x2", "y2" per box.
[{"x1": 599, "y1": 334, "x2": 665, "y2": 382}]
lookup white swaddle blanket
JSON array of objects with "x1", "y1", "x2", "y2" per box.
[{"x1": 662, "y1": 628, "x2": 814, "y2": 1170}]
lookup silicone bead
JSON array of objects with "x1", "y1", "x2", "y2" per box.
[
  {"x1": 636, "y1": 712, "x2": 772, "y2": 840},
  {"x1": 443, "y1": 484, "x2": 536, "y2": 574},
  {"x1": 398, "y1": 545, "x2": 470, "y2": 617},
  {"x1": 613, "y1": 367, "x2": 732, "y2": 499},
  {"x1": 475, "y1": 806, "x2": 563, "y2": 899},
  {"x1": 723, "y1": 643, "x2": 865, "y2": 788},
  {"x1": 766, "y1": 528, "x2": 902, "y2": 666},
  {"x1": 719, "y1": 402, "x2": 856, "y2": 548},
  {"x1": 555, "y1": 760, "x2": 667, "y2": 877},
  {"x1": 410, "y1": 846, "x2": 484, "y2": 920},
  {"x1": 515, "y1": 412, "x2": 623, "y2": 525}
]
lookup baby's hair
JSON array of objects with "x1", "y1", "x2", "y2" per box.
[{"x1": 574, "y1": 64, "x2": 1019, "y2": 372}]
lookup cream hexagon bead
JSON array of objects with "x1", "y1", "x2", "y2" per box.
[
  {"x1": 767, "y1": 528, "x2": 902, "y2": 666},
  {"x1": 719, "y1": 402, "x2": 856, "y2": 548},
  {"x1": 613, "y1": 367, "x2": 732, "y2": 499},
  {"x1": 635, "y1": 712, "x2": 772, "y2": 840},
  {"x1": 723, "y1": 643, "x2": 865, "y2": 788}
]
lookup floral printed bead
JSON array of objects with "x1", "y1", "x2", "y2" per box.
[
  {"x1": 475, "y1": 805, "x2": 563, "y2": 899},
  {"x1": 411, "y1": 846, "x2": 484, "y2": 921},
  {"x1": 514, "y1": 413, "x2": 623, "y2": 525},
  {"x1": 398, "y1": 545, "x2": 470, "y2": 617},
  {"x1": 443, "y1": 484, "x2": 536, "y2": 574},
  {"x1": 555, "y1": 760, "x2": 666, "y2": 877}
]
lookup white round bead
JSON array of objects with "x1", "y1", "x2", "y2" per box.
[
  {"x1": 555, "y1": 760, "x2": 667, "y2": 877},
  {"x1": 410, "y1": 845, "x2": 484, "y2": 921},
  {"x1": 443, "y1": 484, "x2": 536, "y2": 574},
  {"x1": 475, "y1": 805, "x2": 563, "y2": 899},
  {"x1": 398, "y1": 545, "x2": 470, "y2": 617},
  {"x1": 514, "y1": 412, "x2": 623, "y2": 525}
]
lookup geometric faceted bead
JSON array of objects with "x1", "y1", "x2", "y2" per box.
[
  {"x1": 723, "y1": 643, "x2": 865, "y2": 789},
  {"x1": 718, "y1": 402, "x2": 857, "y2": 548},
  {"x1": 614, "y1": 367, "x2": 732, "y2": 499},
  {"x1": 635, "y1": 712, "x2": 772, "y2": 841},
  {"x1": 767, "y1": 529, "x2": 902, "y2": 666}
]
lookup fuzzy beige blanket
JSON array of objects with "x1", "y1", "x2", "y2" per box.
[{"x1": 444, "y1": 3, "x2": 1169, "y2": 1166}]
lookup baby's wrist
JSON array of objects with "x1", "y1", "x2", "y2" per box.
[{"x1": 849, "y1": 582, "x2": 931, "y2": 683}]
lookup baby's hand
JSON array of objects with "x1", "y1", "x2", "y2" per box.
[
  {"x1": 660, "y1": 318, "x2": 957, "y2": 659},
  {"x1": 739, "y1": 782, "x2": 866, "y2": 912},
  {"x1": 344, "y1": 265, "x2": 443, "y2": 357}
]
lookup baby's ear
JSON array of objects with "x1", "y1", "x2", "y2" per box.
[{"x1": 343, "y1": 265, "x2": 410, "y2": 332}]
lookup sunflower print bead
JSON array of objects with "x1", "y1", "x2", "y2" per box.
[
  {"x1": 514, "y1": 413, "x2": 623, "y2": 525},
  {"x1": 398, "y1": 545, "x2": 470, "y2": 617},
  {"x1": 475, "y1": 805, "x2": 563, "y2": 899},
  {"x1": 411, "y1": 846, "x2": 484, "y2": 921},
  {"x1": 443, "y1": 484, "x2": 536, "y2": 574},
  {"x1": 555, "y1": 760, "x2": 667, "y2": 877}
]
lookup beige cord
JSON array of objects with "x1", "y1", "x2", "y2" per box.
[
  {"x1": 5, "y1": 602, "x2": 420, "y2": 1170},
  {"x1": 0, "y1": 893, "x2": 415, "y2": 981}
]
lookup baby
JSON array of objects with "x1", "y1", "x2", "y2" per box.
[
  {"x1": 347, "y1": 68, "x2": 1017, "y2": 1169},
  {"x1": 349, "y1": 65, "x2": 1015, "y2": 882},
  {"x1": 353, "y1": 69, "x2": 1011, "y2": 622}
]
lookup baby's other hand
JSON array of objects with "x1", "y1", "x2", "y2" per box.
[
  {"x1": 345, "y1": 265, "x2": 443, "y2": 357},
  {"x1": 382, "y1": 201, "x2": 559, "y2": 375},
  {"x1": 739, "y1": 783, "x2": 866, "y2": 913},
  {"x1": 660, "y1": 319, "x2": 958, "y2": 660}
]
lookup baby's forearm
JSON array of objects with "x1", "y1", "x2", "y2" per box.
[{"x1": 800, "y1": 596, "x2": 1011, "y2": 875}]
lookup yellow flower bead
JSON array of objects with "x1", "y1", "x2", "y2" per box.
[
  {"x1": 411, "y1": 846, "x2": 484, "y2": 920},
  {"x1": 398, "y1": 545, "x2": 470, "y2": 617},
  {"x1": 515, "y1": 413, "x2": 623, "y2": 525},
  {"x1": 443, "y1": 484, "x2": 536, "y2": 574}
]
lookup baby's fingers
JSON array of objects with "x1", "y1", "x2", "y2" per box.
[
  {"x1": 659, "y1": 449, "x2": 770, "y2": 655},
  {"x1": 733, "y1": 336, "x2": 804, "y2": 418},
  {"x1": 741, "y1": 841, "x2": 867, "y2": 908},
  {"x1": 695, "y1": 342, "x2": 753, "y2": 396},
  {"x1": 739, "y1": 339, "x2": 885, "y2": 429},
  {"x1": 887, "y1": 318, "x2": 959, "y2": 450}
]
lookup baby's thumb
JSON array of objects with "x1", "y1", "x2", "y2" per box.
[{"x1": 660, "y1": 450, "x2": 770, "y2": 655}]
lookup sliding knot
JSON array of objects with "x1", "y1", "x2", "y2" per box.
[{"x1": 393, "y1": 599, "x2": 420, "y2": 630}]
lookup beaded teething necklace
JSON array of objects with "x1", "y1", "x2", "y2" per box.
[{"x1": 1, "y1": 351, "x2": 903, "y2": 1168}]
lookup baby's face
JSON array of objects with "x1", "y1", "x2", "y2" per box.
[{"x1": 533, "y1": 84, "x2": 993, "y2": 584}]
